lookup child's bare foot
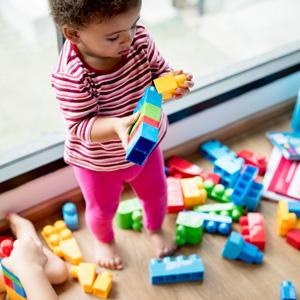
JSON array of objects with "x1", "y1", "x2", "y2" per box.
[
  {"x1": 148, "y1": 230, "x2": 177, "y2": 258},
  {"x1": 95, "y1": 241, "x2": 123, "y2": 270},
  {"x1": 7, "y1": 213, "x2": 68, "y2": 284}
]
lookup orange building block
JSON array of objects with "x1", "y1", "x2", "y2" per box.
[
  {"x1": 54, "y1": 238, "x2": 83, "y2": 265},
  {"x1": 70, "y1": 263, "x2": 97, "y2": 293},
  {"x1": 93, "y1": 272, "x2": 113, "y2": 299},
  {"x1": 276, "y1": 201, "x2": 297, "y2": 236},
  {"x1": 180, "y1": 177, "x2": 207, "y2": 209}
]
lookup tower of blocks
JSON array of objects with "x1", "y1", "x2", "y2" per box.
[
  {"x1": 222, "y1": 231, "x2": 263, "y2": 264},
  {"x1": 41, "y1": 220, "x2": 82, "y2": 265},
  {"x1": 239, "y1": 213, "x2": 266, "y2": 251},
  {"x1": 280, "y1": 281, "x2": 297, "y2": 300},
  {"x1": 167, "y1": 177, "x2": 184, "y2": 213},
  {"x1": 116, "y1": 198, "x2": 143, "y2": 231},
  {"x1": 149, "y1": 254, "x2": 204, "y2": 285},
  {"x1": 230, "y1": 165, "x2": 263, "y2": 211},
  {"x1": 62, "y1": 201, "x2": 79, "y2": 231},
  {"x1": 203, "y1": 179, "x2": 233, "y2": 203},
  {"x1": 176, "y1": 211, "x2": 204, "y2": 246},
  {"x1": 0, "y1": 239, "x2": 27, "y2": 300},
  {"x1": 193, "y1": 202, "x2": 243, "y2": 222},
  {"x1": 70, "y1": 262, "x2": 113, "y2": 299}
]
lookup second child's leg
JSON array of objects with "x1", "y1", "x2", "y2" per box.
[{"x1": 129, "y1": 147, "x2": 177, "y2": 258}]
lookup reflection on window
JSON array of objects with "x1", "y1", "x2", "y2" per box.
[
  {"x1": 142, "y1": 0, "x2": 300, "y2": 77},
  {"x1": 0, "y1": 0, "x2": 64, "y2": 160}
]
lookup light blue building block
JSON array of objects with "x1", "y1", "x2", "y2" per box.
[
  {"x1": 281, "y1": 281, "x2": 297, "y2": 300},
  {"x1": 214, "y1": 156, "x2": 244, "y2": 187},
  {"x1": 62, "y1": 202, "x2": 79, "y2": 231},
  {"x1": 222, "y1": 231, "x2": 263, "y2": 264},
  {"x1": 126, "y1": 122, "x2": 158, "y2": 166},
  {"x1": 133, "y1": 86, "x2": 162, "y2": 113},
  {"x1": 230, "y1": 165, "x2": 263, "y2": 211},
  {"x1": 288, "y1": 202, "x2": 300, "y2": 218},
  {"x1": 149, "y1": 254, "x2": 205, "y2": 285},
  {"x1": 199, "y1": 140, "x2": 236, "y2": 162},
  {"x1": 291, "y1": 89, "x2": 300, "y2": 132}
]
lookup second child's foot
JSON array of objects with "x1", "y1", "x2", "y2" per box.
[
  {"x1": 95, "y1": 241, "x2": 123, "y2": 270},
  {"x1": 148, "y1": 230, "x2": 177, "y2": 259}
]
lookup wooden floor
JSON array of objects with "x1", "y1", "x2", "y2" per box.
[{"x1": 34, "y1": 113, "x2": 298, "y2": 300}]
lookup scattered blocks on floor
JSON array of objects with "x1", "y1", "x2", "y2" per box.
[
  {"x1": 280, "y1": 281, "x2": 297, "y2": 300},
  {"x1": 237, "y1": 149, "x2": 267, "y2": 175},
  {"x1": 176, "y1": 211, "x2": 204, "y2": 246},
  {"x1": 230, "y1": 165, "x2": 263, "y2": 211},
  {"x1": 239, "y1": 213, "x2": 266, "y2": 251},
  {"x1": 167, "y1": 177, "x2": 184, "y2": 213},
  {"x1": 286, "y1": 229, "x2": 300, "y2": 250},
  {"x1": 62, "y1": 202, "x2": 79, "y2": 231},
  {"x1": 116, "y1": 198, "x2": 143, "y2": 231},
  {"x1": 222, "y1": 231, "x2": 263, "y2": 264},
  {"x1": 149, "y1": 254, "x2": 204, "y2": 285},
  {"x1": 193, "y1": 202, "x2": 243, "y2": 222},
  {"x1": 276, "y1": 201, "x2": 297, "y2": 236},
  {"x1": 203, "y1": 180, "x2": 233, "y2": 203}
]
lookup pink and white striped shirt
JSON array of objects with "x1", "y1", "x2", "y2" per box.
[{"x1": 51, "y1": 25, "x2": 170, "y2": 171}]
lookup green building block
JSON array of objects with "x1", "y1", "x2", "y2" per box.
[
  {"x1": 176, "y1": 211, "x2": 204, "y2": 246},
  {"x1": 193, "y1": 202, "x2": 243, "y2": 222},
  {"x1": 116, "y1": 198, "x2": 143, "y2": 231},
  {"x1": 203, "y1": 180, "x2": 233, "y2": 203}
]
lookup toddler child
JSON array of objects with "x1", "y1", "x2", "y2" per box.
[{"x1": 48, "y1": 0, "x2": 193, "y2": 270}]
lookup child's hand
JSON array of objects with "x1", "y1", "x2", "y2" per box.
[
  {"x1": 172, "y1": 70, "x2": 194, "y2": 100},
  {"x1": 114, "y1": 112, "x2": 140, "y2": 150},
  {"x1": 2, "y1": 238, "x2": 47, "y2": 277}
]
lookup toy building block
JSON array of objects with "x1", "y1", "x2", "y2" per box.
[
  {"x1": 153, "y1": 73, "x2": 187, "y2": 101},
  {"x1": 199, "y1": 140, "x2": 236, "y2": 162},
  {"x1": 203, "y1": 180, "x2": 233, "y2": 203},
  {"x1": 193, "y1": 202, "x2": 243, "y2": 222},
  {"x1": 62, "y1": 202, "x2": 79, "y2": 231},
  {"x1": 230, "y1": 165, "x2": 263, "y2": 211},
  {"x1": 222, "y1": 231, "x2": 263, "y2": 264},
  {"x1": 93, "y1": 272, "x2": 113, "y2": 299},
  {"x1": 41, "y1": 220, "x2": 82, "y2": 264},
  {"x1": 167, "y1": 156, "x2": 202, "y2": 178},
  {"x1": 167, "y1": 177, "x2": 184, "y2": 213},
  {"x1": 239, "y1": 213, "x2": 266, "y2": 251},
  {"x1": 149, "y1": 254, "x2": 204, "y2": 285},
  {"x1": 288, "y1": 202, "x2": 300, "y2": 218},
  {"x1": 0, "y1": 239, "x2": 27, "y2": 300},
  {"x1": 126, "y1": 86, "x2": 162, "y2": 166},
  {"x1": 70, "y1": 263, "x2": 97, "y2": 293},
  {"x1": 237, "y1": 149, "x2": 267, "y2": 175},
  {"x1": 280, "y1": 281, "x2": 297, "y2": 300},
  {"x1": 116, "y1": 198, "x2": 143, "y2": 231},
  {"x1": 176, "y1": 211, "x2": 204, "y2": 246},
  {"x1": 180, "y1": 177, "x2": 207, "y2": 209},
  {"x1": 277, "y1": 201, "x2": 297, "y2": 236},
  {"x1": 189, "y1": 211, "x2": 232, "y2": 235},
  {"x1": 214, "y1": 155, "x2": 244, "y2": 187},
  {"x1": 286, "y1": 229, "x2": 300, "y2": 250}
]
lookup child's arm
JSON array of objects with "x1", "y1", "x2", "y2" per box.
[{"x1": 2, "y1": 238, "x2": 59, "y2": 300}]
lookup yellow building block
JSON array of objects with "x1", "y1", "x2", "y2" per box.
[
  {"x1": 5, "y1": 286, "x2": 26, "y2": 300},
  {"x1": 54, "y1": 237, "x2": 83, "y2": 265},
  {"x1": 276, "y1": 201, "x2": 297, "y2": 236},
  {"x1": 93, "y1": 272, "x2": 113, "y2": 299},
  {"x1": 153, "y1": 73, "x2": 187, "y2": 101},
  {"x1": 70, "y1": 263, "x2": 97, "y2": 293},
  {"x1": 181, "y1": 177, "x2": 207, "y2": 209}
]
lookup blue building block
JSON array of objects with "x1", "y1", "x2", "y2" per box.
[
  {"x1": 62, "y1": 202, "x2": 79, "y2": 231},
  {"x1": 230, "y1": 165, "x2": 263, "y2": 211},
  {"x1": 149, "y1": 254, "x2": 204, "y2": 285},
  {"x1": 222, "y1": 231, "x2": 263, "y2": 264},
  {"x1": 214, "y1": 156, "x2": 244, "y2": 187},
  {"x1": 133, "y1": 86, "x2": 162, "y2": 113},
  {"x1": 281, "y1": 281, "x2": 297, "y2": 300},
  {"x1": 126, "y1": 122, "x2": 159, "y2": 166},
  {"x1": 291, "y1": 89, "x2": 300, "y2": 132},
  {"x1": 288, "y1": 202, "x2": 300, "y2": 218},
  {"x1": 199, "y1": 140, "x2": 236, "y2": 162}
]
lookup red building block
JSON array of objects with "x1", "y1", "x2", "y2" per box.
[
  {"x1": 167, "y1": 177, "x2": 184, "y2": 213},
  {"x1": 0, "y1": 239, "x2": 14, "y2": 258},
  {"x1": 239, "y1": 213, "x2": 266, "y2": 251},
  {"x1": 237, "y1": 149, "x2": 267, "y2": 175},
  {"x1": 286, "y1": 229, "x2": 300, "y2": 249}
]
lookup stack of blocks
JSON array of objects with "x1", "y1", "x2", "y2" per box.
[
  {"x1": 115, "y1": 198, "x2": 143, "y2": 231},
  {"x1": 230, "y1": 165, "x2": 263, "y2": 211},
  {"x1": 0, "y1": 239, "x2": 27, "y2": 300},
  {"x1": 149, "y1": 254, "x2": 204, "y2": 285}
]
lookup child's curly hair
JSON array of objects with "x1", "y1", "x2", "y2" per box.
[{"x1": 48, "y1": 0, "x2": 141, "y2": 28}]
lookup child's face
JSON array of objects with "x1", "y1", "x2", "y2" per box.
[{"x1": 71, "y1": 5, "x2": 141, "y2": 59}]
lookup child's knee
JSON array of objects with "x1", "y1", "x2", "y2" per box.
[{"x1": 45, "y1": 255, "x2": 68, "y2": 284}]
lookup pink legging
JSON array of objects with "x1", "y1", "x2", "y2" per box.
[{"x1": 72, "y1": 147, "x2": 167, "y2": 243}]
